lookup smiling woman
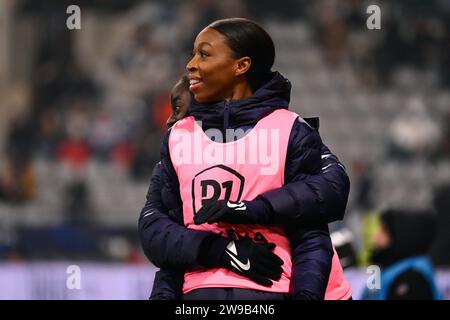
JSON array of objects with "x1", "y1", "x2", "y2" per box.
[
  {"x1": 187, "y1": 18, "x2": 274, "y2": 103},
  {"x1": 139, "y1": 17, "x2": 352, "y2": 301}
]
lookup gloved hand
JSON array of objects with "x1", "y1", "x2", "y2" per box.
[
  {"x1": 219, "y1": 238, "x2": 284, "y2": 287},
  {"x1": 194, "y1": 200, "x2": 252, "y2": 225}
]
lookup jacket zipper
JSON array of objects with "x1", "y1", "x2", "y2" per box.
[{"x1": 224, "y1": 100, "x2": 230, "y2": 141}]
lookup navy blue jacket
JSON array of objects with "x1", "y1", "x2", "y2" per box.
[{"x1": 139, "y1": 72, "x2": 350, "y2": 299}]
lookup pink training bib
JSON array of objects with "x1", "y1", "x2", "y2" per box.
[
  {"x1": 326, "y1": 247, "x2": 353, "y2": 300},
  {"x1": 169, "y1": 108, "x2": 351, "y2": 299}
]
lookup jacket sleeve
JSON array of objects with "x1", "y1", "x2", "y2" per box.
[
  {"x1": 149, "y1": 269, "x2": 184, "y2": 300},
  {"x1": 286, "y1": 222, "x2": 333, "y2": 300},
  {"x1": 261, "y1": 118, "x2": 335, "y2": 300},
  {"x1": 251, "y1": 118, "x2": 350, "y2": 225},
  {"x1": 138, "y1": 131, "x2": 229, "y2": 269},
  {"x1": 138, "y1": 161, "x2": 210, "y2": 269}
]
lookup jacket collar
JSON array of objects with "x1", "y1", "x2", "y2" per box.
[{"x1": 188, "y1": 71, "x2": 291, "y2": 131}]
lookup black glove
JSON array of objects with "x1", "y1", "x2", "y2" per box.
[
  {"x1": 219, "y1": 238, "x2": 284, "y2": 287},
  {"x1": 194, "y1": 200, "x2": 252, "y2": 225}
]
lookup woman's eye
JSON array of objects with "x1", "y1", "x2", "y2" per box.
[{"x1": 190, "y1": 50, "x2": 209, "y2": 59}]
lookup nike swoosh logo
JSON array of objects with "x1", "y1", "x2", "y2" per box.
[
  {"x1": 227, "y1": 201, "x2": 247, "y2": 211},
  {"x1": 226, "y1": 251, "x2": 251, "y2": 271},
  {"x1": 225, "y1": 241, "x2": 251, "y2": 271}
]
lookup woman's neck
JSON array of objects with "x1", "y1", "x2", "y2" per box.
[{"x1": 225, "y1": 80, "x2": 253, "y2": 101}]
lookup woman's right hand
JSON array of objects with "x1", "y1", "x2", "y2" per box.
[{"x1": 219, "y1": 238, "x2": 284, "y2": 287}]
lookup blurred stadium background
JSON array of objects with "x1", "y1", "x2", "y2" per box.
[{"x1": 0, "y1": 0, "x2": 449, "y2": 299}]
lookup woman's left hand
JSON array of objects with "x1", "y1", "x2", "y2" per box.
[{"x1": 194, "y1": 200, "x2": 252, "y2": 224}]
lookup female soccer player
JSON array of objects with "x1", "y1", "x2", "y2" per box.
[{"x1": 139, "y1": 18, "x2": 352, "y2": 300}]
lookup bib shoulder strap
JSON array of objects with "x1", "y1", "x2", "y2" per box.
[
  {"x1": 257, "y1": 109, "x2": 299, "y2": 130},
  {"x1": 170, "y1": 116, "x2": 196, "y2": 132}
]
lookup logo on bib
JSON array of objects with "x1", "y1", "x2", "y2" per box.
[{"x1": 192, "y1": 164, "x2": 245, "y2": 215}]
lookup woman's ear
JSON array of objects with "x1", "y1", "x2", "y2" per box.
[{"x1": 235, "y1": 57, "x2": 251, "y2": 77}]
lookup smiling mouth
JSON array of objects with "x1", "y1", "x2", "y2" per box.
[{"x1": 189, "y1": 79, "x2": 202, "y2": 91}]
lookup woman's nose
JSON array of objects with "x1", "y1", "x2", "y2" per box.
[{"x1": 186, "y1": 55, "x2": 197, "y2": 73}]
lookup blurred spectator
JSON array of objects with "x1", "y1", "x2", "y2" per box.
[
  {"x1": 57, "y1": 105, "x2": 91, "y2": 167},
  {"x1": 314, "y1": 0, "x2": 348, "y2": 66},
  {"x1": 63, "y1": 179, "x2": 92, "y2": 225},
  {"x1": 350, "y1": 160, "x2": 374, "y2": 212},
  {"x1": 87, "y1": 111, "x2": 120, "y2": 161},
  {"x1": 151, "y1": 91, "x2": 172, "y2": 131},
  {"x1": 362, "y1": 209, "x2": 442, "y2": 300},
  {"x1": 6, "y1": 115, "x2": 35, "y2": 166},
  {"x1": 36, "y1": 109, "x2": 63, "y2": 159},
  {"x1": 0, "y1": 115, "x2": 37, "y2": 203},
  {"x1": 373, "y1": 1, "x2": 448, "y2": 87},
  {"x1": 0, "y1": 158, "x2": 36, "y2": 204},
  {"x1": 386, "y1": 97, "x2": 441, "y2": 161},
  {"x1": 111, "y1": 21, "x2": 173, "y2": 96},
  {"x1": 111, "y1": 141, "x2": 135, "y2": 168},
  {"x1": 128, "y1": 92, "x2": 170, "y2": 180}
]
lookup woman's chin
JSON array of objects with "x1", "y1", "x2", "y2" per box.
[
  {"x1": 194, "y1": 95, "x2": 211, "y2": 104},
  {"x1": 193, "y1": 92, "x2": 223, "y2": 104}
]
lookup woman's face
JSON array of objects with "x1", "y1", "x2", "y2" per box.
[{"x1": 186, "y1": 27, "x2": 240, "y2": 103}]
